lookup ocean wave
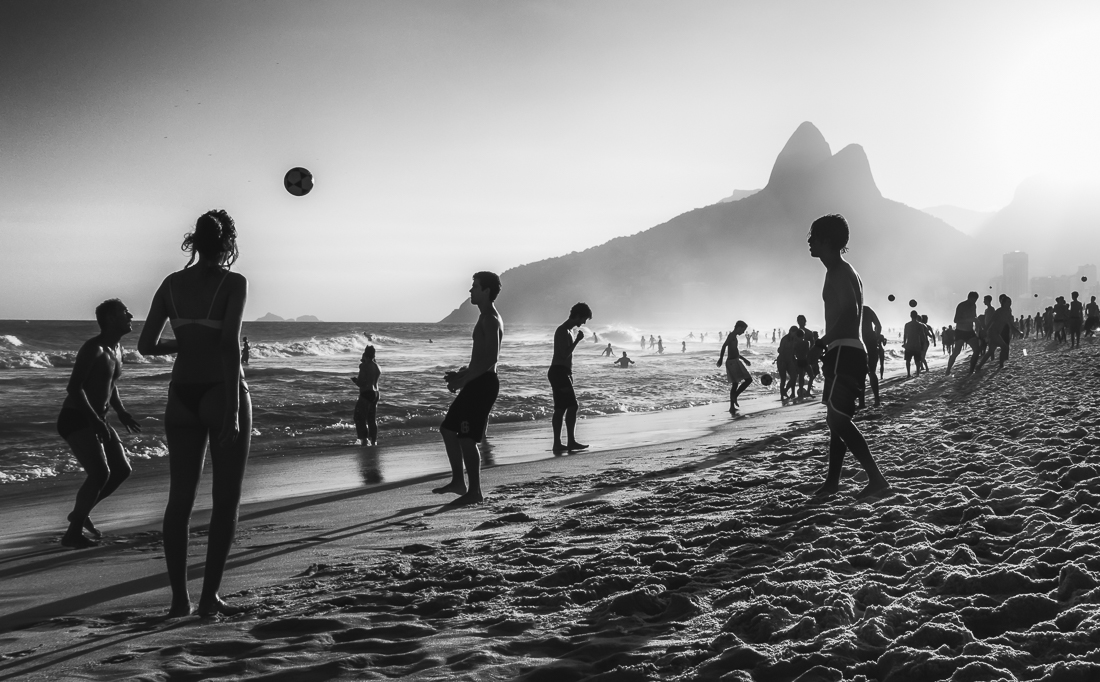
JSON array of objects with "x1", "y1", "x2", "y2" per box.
[
  {"x1": 251, "y1": 332, "x2": 405, "y2": 359},
  {"x1": 0, "y1": 335, "x2": 24, "y2": 349},
  {"x1": 0, "y1": 351, "x2": 59, "y2": 370}
]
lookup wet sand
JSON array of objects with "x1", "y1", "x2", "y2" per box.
[{"x1": 7, "y1": 343, "x2": 1100, "y2": 680}]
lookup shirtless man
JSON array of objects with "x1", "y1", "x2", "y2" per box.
[
  {"x1": 946, "y1": 291, "x2": 980, "y2": 375},
  {"x1": 807, "y1": 214, "x2": 889, "y2": 499},
  {"x1": 351, "y1": 345, "x2": 381, "y2": 445},
  {"x1": 602, "y1": 343, "x2": 613, "y2": 357},
  {"x1": 860, "y1": 305, "x2": 883, "y2": 407},
  {"x1": 57, "y1": 299, "x2": 142, "y2": 548},
  {"x1": 1085, "y1": 296, "x2": 1100, "y2": 338},
  {"x1": 776, "y1": 326, "x2": 799, "y2": 401},
  {"x1": 797, "y1": 314, "x2": 820, "y2": 391},
  {"x1": 977, "y1": 294, "x2": 1015, "y2": 370},
  {"x1": 717, "y1": 321, "x2": 752, "y2": 413},
  {"x1": 613, "y1": 352, "x2": 635, "y2": 368},
  {"x1": 1069, "y1": 291, "x2": 1084, "y2": 348},
  {"x1": 433, "y1": 272, "x2": 503, "y2": 505},
  {"x1": 548, "y1": 302, "x2": 592, "y2": 453},
  {"x1": 902, "y1": 311, "x2": 926, "y2": 378}
]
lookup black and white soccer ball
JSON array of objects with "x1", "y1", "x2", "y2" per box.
[{"x1": 284, "y1": 167, "x2": 314, "y2": 196}]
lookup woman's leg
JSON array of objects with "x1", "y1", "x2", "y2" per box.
[
  {"x1": 163, "y1": 397, "x2": 210, "y2": 617},
  {"x1": 198, "y1": 385, "x2": 252, "y2": 615}
]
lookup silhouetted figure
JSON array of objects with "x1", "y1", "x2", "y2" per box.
[
  {"x1": 548, "y1": 302, "x2": 592, "y2": 453},
  {"x1": 434, "y1": 272, "x2": 503, "y2": 506},
  {"x1": 640, "y1": 335, "x2": 646, "y2": 350},
  {"x1": 919, "y1": 314, "x2": 935, "y2": 372},
  {"x1": 776, "y1": 326, "x2": 799, "y2": 401},
  {"x1": 614, "y1": 351, "x2": 635, "y2": 368},
  {"x1": 1053, "y1": 296, "x2": 1069, "y2": 343},
  {"x1": 717, "y1": 321, "x2": 752, "y2": 413},
  {"x1": 946, "y1": 291, "x2": 980, "y2": 375},
  {"x1": 797, "y1": 314, "x2": 820, "y2": 390},
  {"x1": 1044, "y1": 306, "x2": 1054, "y2": 340},
  {"x1": 977, "y1": 294, "x2": 1015, "y2": 370},
  {"x1": 138, "y1": 209, "x2": 250, "y2": 617},
  {"x1": 352, "y1": 345, "x2": 380, "y2": 445},
  {"x1": 649, "y1": 335, "x2": 656, "y2": 349},
  {"x1": 240, "y1": 337, "x2": 250, "y2": 365},
  {"x1": 681, "y1": 341, "x2": 686, "y2": 353},
  {"x1": 941, "y1": 326, "x2": 955, "y2": 356},
  {"x1": 903, "y1": 311, "x2": 924, "y2": 378},
  {"x1": 1069, "y1": 291, "x2": 1084, "y2": 348},
  {"x1": 860, "y1": 305, "x2": 883, "y2": 407},
  {"x1": 602, "y1": 343, "x2": 613, "y2": 357},
  {"x1": 807, "y1": 214, "x2": 889, "y2": 499},
  {"x1": 1085, "y1": 296, "x2": 1100, "y2": 337},
  {"x1": 58, "y1": 299, "x2": 141, "y2": 549},
  {"x1": 657, "y1": 336, "x2": 664, "y2": 354},
  {"x1": 793, "y1": 329, "x2": 811, "y2": 396}
]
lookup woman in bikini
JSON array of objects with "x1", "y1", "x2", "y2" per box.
[{"x1": 138, "y1": 209, "x2": 250, "y2": 617}]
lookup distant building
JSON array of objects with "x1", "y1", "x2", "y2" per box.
[
  {"x1": 1030, "y1": 264, "x2": 1099, "y2": 312},
  {"x1": 1002, "y1": 252, "x2": 1029, "y2": 302}
]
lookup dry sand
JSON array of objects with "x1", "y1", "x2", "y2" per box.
[{"x1": 3, "y1": 341, "x2": 1100, "y2": 681}]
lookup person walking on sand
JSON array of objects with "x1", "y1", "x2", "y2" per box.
[
  {"x1": 240, "y1": 337, "x2": 250, "y2": 365},
  {"x1": 946, "y1": 291, "x2": 981, "y2": 375},
  {"x1": 57, "y1": 299, "x2": 141, "y2": 549},
  {"x1": 776, "y1": 326, "x2": 798, "y2": 401},
  {"x1": 548, "y1": 302, "x2": 592, "y2": 453},
  {"x1": 1085, "y1": 296, "x2": 1100, "y2": 338},
  {"x1": 860, "y1": 305, "x2": 883, "y2": 408},
  {"x1": 717, "y1": 321, "x2": 752, "y2": 413},
  {"x1": 919, "y1": 314, "x2": 935, "y2": 372},
  {"x1": 433, "y1": 272, "x2": 503, "y2": 506},
  {"x1": 614, "y1": 351, "x2": 635, "y2": 368},
  {"x1": 807, "y1": 214, "x2": 890, "y2": 499},
  {"x1": 903, "y1": 311, "x2": 924, "y2": 378},
  {"x1": 796, "y1": 315, "x2": 820, "y2": 390},
  {"x1": 977, "y1": 294, "x2": 1016, "y2": 370},
  {"x1": 351, "y1": 345, "x2": 381, "y2": 445},
  {"x1": 138, "y1": 209, "x2": 250, "y2": 617}
]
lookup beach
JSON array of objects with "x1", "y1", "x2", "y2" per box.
[{"x1": 3, "y1": 339, "x2": 1099, "y2": 680}]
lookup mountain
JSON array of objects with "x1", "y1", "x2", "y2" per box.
[
  {"x1": 921, "y1": 205, "x2": 996, "y2": 235},
  {"x1": 441, "y1": 122, "x2": 983, "y2": 326},
  {"x1": 295, "y1": 315, "x2": 322, "y2": 322},
  {"x1": 256, "y1": 312, "x2": 285, "y2": 321},
  {"x1": 976, "y1": 176, "x2": 1100, "y2": 277}
]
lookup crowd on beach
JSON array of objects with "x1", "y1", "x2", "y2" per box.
[{"x1": 46, "y1": 207, "x2": 1099, "y2": 625}]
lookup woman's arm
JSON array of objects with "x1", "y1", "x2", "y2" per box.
[
  {"x1": 218, "y1": 274, "x2": 248, "y2": 445},
  {"x1": 137, "y1": 279, "x2": 178, "y2": 356}
]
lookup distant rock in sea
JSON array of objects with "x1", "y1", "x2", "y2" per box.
[
  {"x1": 295, "y1": 315, "x2": 322, "y2": 322},
  {"x1": 717, "y1": 189, "x2": 761, "y2": 204},
  {"x1": 256, "y1": 312, "x2": 285, "y2": 321}
]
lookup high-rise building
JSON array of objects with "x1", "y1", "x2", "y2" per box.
[{"x1": 1003, "y1": 251, "x2": 1029, "y2": 301}]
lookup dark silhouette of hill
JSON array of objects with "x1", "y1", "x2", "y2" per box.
[
  {"x1": 975, "y1": 176, "x2": 1100, "y2": 277},
  {"x1": 442, "y1": 122, "x2": 982, "y2": 326}
]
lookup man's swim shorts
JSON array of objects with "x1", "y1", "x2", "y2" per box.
[
  {"x1": 954, "y1": 329, "x2": 976, "y2": 344},
  {"x1": 547, "y1": 365, "x2": 578, "y2": 410},
  {"x1": 442, "y1": 371, "x2": 499, "y2": 443},
  {"x1": 822, "y1": 345, "x2": 867, "y2": 419},
  {"x1": 725, "y1": 357, "x2": 751, "y2": 382}
]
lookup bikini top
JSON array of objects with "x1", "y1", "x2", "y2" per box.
[{"x1": 168, "y1": 270, "x2": 229, "y2": 330}]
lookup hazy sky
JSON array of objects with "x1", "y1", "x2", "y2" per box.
[{"x1": 2, "y1": 0, "x2": 1098, "y2": 321}]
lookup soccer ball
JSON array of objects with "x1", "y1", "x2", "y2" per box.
[
  {"x1": 284, "y1": 167, "x2": 314, "y2": 196},
  {"x1": 909, "y1": 299, "x2": 918, "y2": 308},
  {"x1": 760, "y1": 373, "x2": 773, "y2": 386},
  {"x1": 888, "y1": 294, "x2": 895, "y2": 302}
]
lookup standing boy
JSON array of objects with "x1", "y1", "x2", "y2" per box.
[
  {"x1": 548, "y1": 302, "x2": 593, "y2": 453},
  {"x1": 717, "y1": 321, "x2": 752, "y2": 413},
  {"x1": 352, "y1": 345, "x2": 381, "y2": 446},
  {"x1": 807, "y1": 214, "x2": 889, "y2": 499},
  {"x1": 433, "y1": 272, "x2": 503, "y2": 506},
  {"x1": 57, "y1": 299, "x2": 142, "y2": 548}
]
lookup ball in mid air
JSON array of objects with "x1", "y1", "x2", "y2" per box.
[
  {"x1": 284, "y1": 167, "x2": 314, "y2": 196},
  {"x1": 888, "y1": 294, "x2": 896, "y2": 302},
  {"x1": 760, "y1": 373, "x2": 773, "y2": 386},
  {"x1": 909, "y1": 299, "x2": 918, "y2": 308},
  {"x1": 1083, "y1": 276, "x2": 1088, "y2": 282}
]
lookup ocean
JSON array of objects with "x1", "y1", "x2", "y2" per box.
[{"x1": 1, "y1": 320, "x2": 810, "y2": 484}]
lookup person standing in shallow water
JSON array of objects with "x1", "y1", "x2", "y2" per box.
[
  {"x1": 433, "y1": 272, "x2": 503, "y2": 506},
  {"x1": 138, "y1": 209, "x2": 251, "y2": 617},
  {"x1": 547, "y1": 302, "x2": 592, "y2": 454},
  {"x1": 807, "y1": 214, "x2": 889, "y2": 499},
  {"x1": 57, "y1": 299, "x2": 142, "y2": 548},
  {"x1": 352, "y1": 345, "x2": 380, "y2": 445}
]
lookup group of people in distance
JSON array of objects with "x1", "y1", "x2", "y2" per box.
[{"x1": 55, "y1": 210, "x2": 897, "y2": 624}]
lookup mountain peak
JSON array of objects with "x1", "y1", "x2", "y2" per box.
[
  {"x1": 767, "y1": 122, "x2": 832, "y2": 186},
  {"x1": 828, "y1": 143, "x2": 881, "y2": 198}
]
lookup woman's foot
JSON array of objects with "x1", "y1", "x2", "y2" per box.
[
  {"x1": 197, "y1": 597, "x2": 242, "y2": 617},
  {"x1": 432, "y1": 481, "x2": 467, "y2": 495},
  {"x1": 60, "y1": 531, "x2": 99, "y2": 549},
  {"x1": 167, "y1": 599, "x2": 194, "y2": 618}
]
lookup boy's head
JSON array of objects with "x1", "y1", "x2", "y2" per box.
[
  {"x1": 362, "y1": 345, "x2": 376, "y2": 360},
  {"x1": 734, "y1": 320, "x2": 747, "y2": 334},
  {"x1": 984, "y1": 295, "x2": 993, "y2": 305},
  {"x1": 796, "y1": 314, "x2": 807, "y2": 327},
  {"x1": 471, "y1": 271, "x2": 502, "y2": 302},
  {"x1": 968, "y1": 291, "x2": 979, "y2": 302},
  {"x1": 95, "y1": 298, "x2": 131, "y2": 332},
  {"x1": 569, "y1": 302, "x2": 593, "y2": 323},
  {"x1": 808, "y1": 214, "x2": 850, "y2": 253}
]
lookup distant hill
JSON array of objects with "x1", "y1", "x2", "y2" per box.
[
  {"x1": 976, "y1": 176, "x2": 1100, "y2": 277},
  {"x1": 295, "y1": 315, "x2": 322, "y2": 322},
  {"x1": 256, "y1": 312, "x2": 284, "y2": 321},
  {"x1": 442, "y1": 122, "x2": 984, "y2": 326},
  {"x1": 921, "y1": 205, "x2": 996, "y2": 235}
]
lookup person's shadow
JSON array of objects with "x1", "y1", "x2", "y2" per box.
[{"x1": 357, "y1": 447, "x2": 382, "y2": 485}]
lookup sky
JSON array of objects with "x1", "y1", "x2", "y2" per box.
[{"x1": 2, "y1": 0, "x2": 1099, "y2": 321}]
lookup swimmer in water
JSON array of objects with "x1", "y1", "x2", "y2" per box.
[{"x1": 614, "y1": 352, "x2": 635, "y2": 368}]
